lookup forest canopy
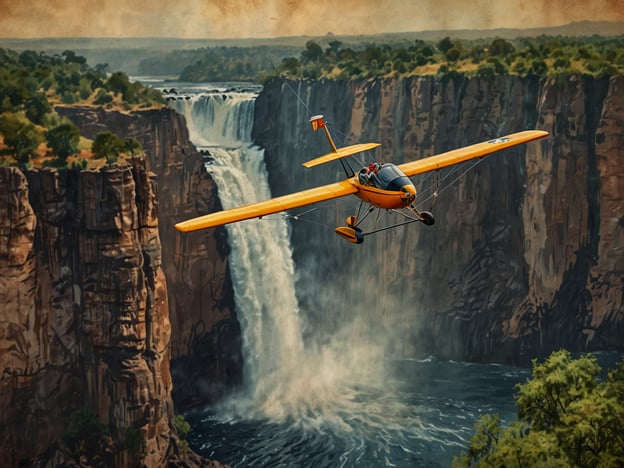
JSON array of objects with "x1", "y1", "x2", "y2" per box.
[
  {"x1": 140, "y1": 35, "x2": 624, "y2": 82},
  {"x1": 0, "y1": 48, "x2": 159, "y2": 168},
  {"x1": 2, "y1": 33, "x2": 623, "y2": 168}
]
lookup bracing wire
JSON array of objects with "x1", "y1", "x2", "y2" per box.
[
  {"x1": 266, "y1": 56, "x2": 496, "y2": 239},
  {"x1": 268, "y1": 56, "x2": 382, "y2": 168},
  {"x1": 414, "y1": 155, "x2": 489, "y2": 211},
  {"x1": 268, "y1": 58, "x2": 315, "y2": 117}
]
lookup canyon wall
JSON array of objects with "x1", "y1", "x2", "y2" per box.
[
  {"x1": 0, "y1": 160, "x2": 212, "y2": 465},
  {"x1": 56, "y1": 107, "x2": 242, "y2": 408},
  {"x1": 253, "y1": 75, "x2": 624, "y2": 364},
  {"x1": 0, "y1": 106, "x2": 239, "y2": 464}
]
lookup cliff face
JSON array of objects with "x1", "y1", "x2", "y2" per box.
[
  {"x1": 253, "y1": 75, "x2": 624, "y2": 364},
  {"x1": 0, "y1": 105, "x2": 239, "y2": 463},
  {"x1": 55, "y1": 107, "x2": 242, "y2": 408},
  {"x1": 0, "y1": 161, "x2": 186, "y2": 465}
]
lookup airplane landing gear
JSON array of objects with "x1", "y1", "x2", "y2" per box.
[
  {"x1": 420, "y1": 211, "x2": 435, "y2": 225},
  {"x1": 408, "y1": 206, "x2": 435, "y2": 226},
  {"x1": 335, "y1": 226, "x2": 364, "y2": 243}
]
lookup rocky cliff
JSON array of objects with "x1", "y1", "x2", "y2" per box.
[
  {"x1": 253, "y1": 75, "x2": 624, "y2": 364},
  {"x1": 0, "y1": 160, "x2": 214, "y2": 466},
  {"x1": 0, "y1": 106, "x2": 238, "y2": 464},
  {"x1": 55, "y1": 107, "x2": 242, "y2": 408}
]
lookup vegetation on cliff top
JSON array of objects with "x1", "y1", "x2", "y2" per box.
[
  {"x1": 147, "y1": 35, "x2": 624, "y2": 83},
  {"x1": 454, "y1": 350, "x2": 624, "y2": 467},
  {"x1": 0, "y1": 48, "x2": 161, "y2": 169}
]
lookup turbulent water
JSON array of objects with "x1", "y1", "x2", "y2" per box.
[
  {"x1": 186, "y1": 357, "x2": 529, "y2": 467},
  {"x1": 155, "y1": 80, "x2": 550, "y2": 467}
]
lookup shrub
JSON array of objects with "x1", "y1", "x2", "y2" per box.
[
  {"x1": 453, "y1": 350, "x2": 624, "y2": 467},
  {"x1": 62, "y1": 407, "x2": 109, "y2": 456},
  {"x1": 124, "y1": 426, "x2": 145, "y2": 456}
]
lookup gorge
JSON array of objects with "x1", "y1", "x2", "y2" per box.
[
  {"x1": 1, "y1": 73, "x2": 623, "y2": 464},
  {"x1": 253, "y1": 75, "x2": 624, "y2": 364}
]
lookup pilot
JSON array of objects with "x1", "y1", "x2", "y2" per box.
[{"x1": 358, "y1": 162, "x2": 380, "y2": 186}]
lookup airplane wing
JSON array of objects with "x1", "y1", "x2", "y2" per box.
[
  {"x1": 175, "y1": 179, "x2": 357, "y2": 232},
  {"x1": 398, "y1": 130, "x2": 549, "y2": 177},
  {"x1": 303, "y1": 142, "x2": 381, "y2": 168},
  {"x1": 176, "y1": 130, "x2": 548, "y2": 233}
]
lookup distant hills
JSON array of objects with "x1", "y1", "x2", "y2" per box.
[{"x1": 1, "y1": 21, "x2": 622, "y2": 75}]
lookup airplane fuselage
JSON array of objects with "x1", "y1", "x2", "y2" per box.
[{"x1": 351, "y1": 163, "x2": 417, "y2": 209}]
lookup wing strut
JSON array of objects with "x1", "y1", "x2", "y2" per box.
[{"x1": 309, "y1": 115, "x2": 355, "y2": 178}]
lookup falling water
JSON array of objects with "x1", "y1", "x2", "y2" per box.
[
  {"x1": 167, "y1": 84, "x2": 307, "y2": 406},
  {"x1": 161, "y1": 81, "x2": 541, "y2": 467}
]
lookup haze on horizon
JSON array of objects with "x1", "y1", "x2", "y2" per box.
[{"x1": 1, "y1": 0, "x2": 623, "y2": 39}]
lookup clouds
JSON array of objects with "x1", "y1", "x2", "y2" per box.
[{"x1": 0, "y1": 0, "x2": 622, "y2": 38}]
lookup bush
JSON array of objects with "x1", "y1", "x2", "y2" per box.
[
  {"x1": 476, "y1": 63, "x2": 496, "y2": 80},
  {"x1": 173, "y1": 414, "x2": 191, "y2": 453},
  {"x1": 92, "y1": 131, "x2": 142, "y2": 164},
  {"x1": 94, "y1": 89, "x2": 113, "y2": 105},
  {"x1": 124, "y1": 426, "x2": 145, "y2": 455},
  {"x1": 62, "y1": 407, "x2": 109, "y2": 456},
  {"x1": 453, "y1": 350, "x2": 624, "y2": 467},
  {"x1": 0, "y1": 112, "x2": 43, "y2": 166}
]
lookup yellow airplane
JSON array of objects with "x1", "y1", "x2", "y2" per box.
[{"x1": 175, "y1": 115, "x2": 548, "y2": 243}]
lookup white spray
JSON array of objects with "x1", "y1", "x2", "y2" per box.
[{"x1": 169, "y1": 84, "x2": 390, "y2": 426}]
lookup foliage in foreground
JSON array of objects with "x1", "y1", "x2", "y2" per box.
[{"x1": 453, "y1": 350, "x2": 624, "y2": 467}]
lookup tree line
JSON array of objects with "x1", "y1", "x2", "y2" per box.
[
  {"x1": 148, "y1": 35, "x2": 623, "y2": 83},
  {"x1": 0, "y1": 48, "x2": 163, "y2": 168},
  {"x1": 276, "y1": 35, "x2": 623, "y2": 81}
]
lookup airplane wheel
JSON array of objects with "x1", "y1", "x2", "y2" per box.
[
  {"x1": 420, "y1": 211, "x2": 435, "y2": 225},
  {"x1": 335, "y1": 226, "x2": 364, "y2": 244}
]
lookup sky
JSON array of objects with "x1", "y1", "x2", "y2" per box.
[{"x1": 0, "y1": 0, "x2": 623, "y2": 39}]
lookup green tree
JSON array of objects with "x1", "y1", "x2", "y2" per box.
[
  {"x1": 24, "y1": 92, "x2": 52, "y2": 125},
  {"x1": 438, "y1": 36, "x2": 454, "y2": 54},
  {"x1": 62, "y1": 406, "x2": 109, "y2": 456},
  {"x1": 0, "y1": 112, "x2": 43, "y2": 166},
  {"x1": 106, "y1": 71, "x2": 137, "y2": 102},
  {"x1": 301, "y1": 40, "x2": 323, "y2": 64},
  {"x1": 92, "y1": 131, "x2": 123, "y2": 162},
  {"x1": 445, "y1": 47, "x2": 462, "y2": 63},
  {"x1": 281, "y1": 57, "x2": 301, "y2": 75},
  {"x1": 46, "y1": 122, "x2": 80, "y2": 164},
  {"x1": 488, "y1": 38, "x2": 515, "y2": 58},
  {"x1": 123, "y1": 137, "x2": 142, "y2": 156},
  {"x1": 454, "y1": 350, "x2": 624, "y2": 467},
  {"x1": 92, "y1": 131, "x2": 142, "y2": 164},
  {"x1": 327, "y1": 40, "x2": 343, "y2": 56},
  {"x1": 530, "y1": 58, "x2": 548, "y2": 76}
]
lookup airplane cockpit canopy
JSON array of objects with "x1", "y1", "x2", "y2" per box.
[{"x1": 372, "y1": 163, "x2": 413, "y2": 191}]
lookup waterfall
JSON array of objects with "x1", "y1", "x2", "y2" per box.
[
  {"x1": 168, "y1": 84, "x2": 308, "y2": 408},
  {"x1": 167, "y1": 83, "x2": 389, "y2": 425}
]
